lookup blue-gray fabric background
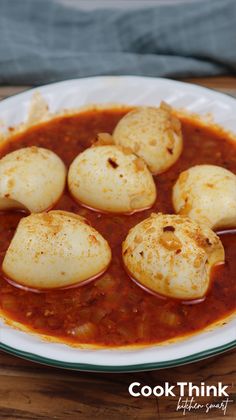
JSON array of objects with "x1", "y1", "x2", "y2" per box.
[{"x1": 0, "y1": 0, "x2": 235, "y2": 85}]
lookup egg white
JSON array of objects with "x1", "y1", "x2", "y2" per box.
[
  {"x1": 68, "y1": 145, "x2": 156, "y2": 214},
  {"x1": 2, "y1": 210, "x2": 112, "y2": 290},
  {"x1": 113, "y1": 104, "x2": 183, "y2": 174},
  {"x1": 122, "y1": 213, "x2": 224, "y2": 300},
  {"x1": 173, "y1": 164, "x2": 236, "y2": 229},
  {"x1": 0, "y1": 146, "x2": 66, "y2": 213}
]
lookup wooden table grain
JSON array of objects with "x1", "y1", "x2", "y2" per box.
[{"x1": 0, "y1": 76, "x2": 235, "y2": 420}]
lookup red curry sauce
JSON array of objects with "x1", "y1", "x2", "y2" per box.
[{"x1": 0, "y1": 108, "x2": 235, "y2": 346}]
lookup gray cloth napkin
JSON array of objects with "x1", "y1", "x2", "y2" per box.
[{"x1": 0, "y1": 0, "x2": 235, "y2": 85}]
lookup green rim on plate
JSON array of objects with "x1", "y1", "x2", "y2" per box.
[{"x1": 0, "y1": 340, "x2": 235, "y2": 372}]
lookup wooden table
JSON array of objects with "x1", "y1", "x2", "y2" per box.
[{"x1": 0, "y1": 77, "x2": 235, "y2": 420}]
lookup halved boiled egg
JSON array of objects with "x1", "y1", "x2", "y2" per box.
[
  {"x1": 122, "y1": 213, "x2": 224, "y2": 300},
  {"x1": 68, "y1": 145, "x2": 156, "y2": 214},
  {"x1": 2, "y1": 210, "x2": 111, "y2": 290},
  {"x1": 173, "y1": 164, "x2": 236, "y2": 230},
  {"x1": 0, "y1": 146, "x2": 66, "y2": 213},
  {"x1": 113, "y1": 103, "x2": 183, "y2": 174}
]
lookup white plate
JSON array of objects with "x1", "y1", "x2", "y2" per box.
[{"x1": 0, "y1": 76, "x2": 235, "y2": 371}]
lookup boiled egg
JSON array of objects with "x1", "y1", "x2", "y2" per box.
[
  {"x1": 122, "y1": 213, "x2": 224, "y2": 300},
  {"x1": 2, "y1": 210, "x2": 111, "y2": 290},
  {"x1": 113, "y1": 103, "x2": 183, "y2": 174},
  {"x1": 173, "y1": 164, "x2": 236, "y2": 230},
  {"x1": 68, "y1": 145, "x2": 156, "y2": 214},
  {"x1": 0, "y1": 146, "x2": 66, "y2": 213}
]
